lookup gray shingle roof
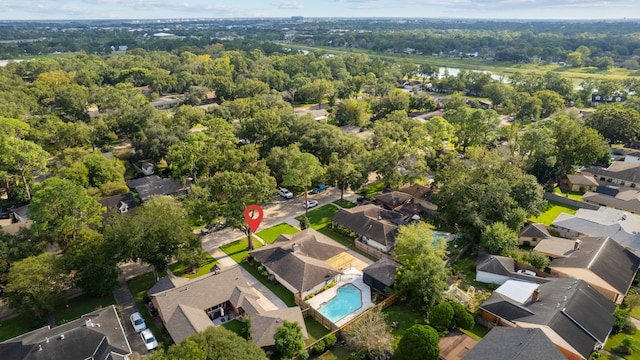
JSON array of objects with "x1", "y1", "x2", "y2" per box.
[
  {"x1": 550, "y1": 236, "x2": 640, "y2": 295},
  {"x1": 374, "y1": 191, "x2": 412, "y2": 208},
  {"x1": 0, "y1": 305, "x2": 131, "y2": 360},
  {"x1": 565, "y1": 174, "x2": 598, "y2": 187},
  {"x1": 250, "y1": 229, "x2": 347, "y2": 293},
  {"x1": 151, "y1": 266, "x2": 307, "y2": 347},
  {"x1": 586, "y1": 162, "x2": 640, "y2": 184},
  {"x1": 480, "y1": 279, "x2": 615, "y2": 359},
  {"x1": 331, "y1": 204, "x2": 403, "y2": 247},
  {"x1": 519, "y1": 222, "x2": 551, "y2": 239},
  {"x1": 583, "y1": 189, "x2": 640, "y2": 214},
  {"x1": 127, "y1": 176, "x2": 190, "y2": 202},
  {"x1": 463, "y1": 327, "x2": 567, "y2": 360},
  {"x1": 362, "y1": 258, "x2": 401, "y2": 288}
]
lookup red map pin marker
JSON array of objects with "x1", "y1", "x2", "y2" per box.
[{"x1": 244, "y1": 204, "x2": 264, "y2": 233}]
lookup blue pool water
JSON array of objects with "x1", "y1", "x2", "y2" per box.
[{"x1": 318, "y1": 284, "x2": 362, "y2": 322}]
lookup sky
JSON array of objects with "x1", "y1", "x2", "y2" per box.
[{"x1": 0, "y1": 0, "x2": 638, "y2": 21}]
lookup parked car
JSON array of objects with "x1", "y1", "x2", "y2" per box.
[
  {"x1": 130, "y1": 312, "x2": 147, "y2": 333},
  {"x1": 304, "y1": 200, "x2": 319, "y2": 209},
  {"x1": 312, "y1": 183, "x2": 329, "y2": 194},
  {"x1": 517, "y1": 269, "x2": 537, "y2": 276},
  {"x1": 140, "y1": 329, "x2": 159, "y2": 351},
  {"x1": 278, "y1": 187, "x2": 294, "y2": 199}
]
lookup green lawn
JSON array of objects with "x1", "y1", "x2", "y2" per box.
[
  {"x1": 529, "y1": 200, "x2": 578, "y2": 226},
  {"x1": 333, "y1": 199, "x2": 357, "y2": 209},
  {"x1": 220, "y1": 237, "x2": 265, "y2": 264},
  {"x1": 451, "y1": 253, "x2": 493, "y2": 290},
  {"x1": 460, "y1": 323, "x2": 490, "y2": 341},
  {"x1": 256, "y1": 223, "x2": 300, "y2": 244},
  {"x1": 0, "y1": 293, "x2": 116, "y2": 342},
  {"x1": 305, "y1": 317, "x2": 330, "y2": 345},
  {"x1": 359, "y1": 182, "x2": 384, "y2": 198},
  {"x1": 383, "y1": 301, "x2": 426, "y2": 348},
  {"x1": 222, "y1": 319, "x2": 246, "y2": 337},
  {"x1": 169, "y1": 253, "x2": 218, "y2": 279},
  {"x1": 554, "y1": 187, "x2": 585, "y2": 201},
  {"x1": 604, "y1": 330, "x2": 640, "y2": 359},
  {"x1": 313, "y1": 345, "x2": 353, "y2": 360},
  {"x1": 239, "y1": 262, "x2": 296, "y2": 307},
  {"x1": 127, "y1": 271, "x2": 173, "y2": 347}
]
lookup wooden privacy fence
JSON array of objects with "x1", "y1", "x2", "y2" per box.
[{"x1": 354, "y1": 240, "x2": 393, "y2": 260}]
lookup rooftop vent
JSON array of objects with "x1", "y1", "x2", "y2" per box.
[
  {"x1": 85, "y1": 317, "x2": 94, "y2": 327},
  {"x1": 59, "y1": 334, "x2": 65, "y2": 340}
]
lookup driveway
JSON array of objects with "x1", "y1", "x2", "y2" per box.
[{"x1": 112, "y1": 277, "x2": 150, "y2": 356}]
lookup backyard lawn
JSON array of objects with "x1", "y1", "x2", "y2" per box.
[
  {"x1": 529, "y1": 200, "x2": 578, "y2": 226},
  {"x1": 383, "y1": 301, "x2": 426, "y2": 347},
  {"x1": 554, "y1": 187, "x2": 585, "y2": 201},
  {"x1": 169, "y1": 253, "x2": 218, "y2": 279},
  {"x1": 0, "y1": 293, "x2": 116, "y2": 342},
  {"x1": 222, "y1": 319, "x2": 246, "y2": 337},
  {"x1": 127, "y1": 271, "x2": 173, "y2": 347},
  {"x1": 304, "y1": 317, "x2": 330, "y2": 345},
  {"x1": 256, "y1": 223, "x2": 300, "y2": 244}
]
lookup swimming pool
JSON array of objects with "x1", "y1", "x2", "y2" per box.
[{"x1": 318, "y1": 284, "x2": 362, "y2": 323}]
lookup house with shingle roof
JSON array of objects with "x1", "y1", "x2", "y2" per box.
[
  {"x1": 475, "y1": 253, "x2": 549, "y2": 285},
  {"x1": 0, "y1": 305, "x2": 131, "y2": 360},
  {"x1": 250, "y1": 229, "x2": 348, "y2": 297},
  {"x1": 463, "y1": 327, "x2": 567, "y2": 360},
  {"x1": 561, "y1": 174, "x2": 599, "y2": 192},
  {"x1": 126, "y1": 175, "x2": 191, "y2": 202},
  {"x1": 150, "y1": 266, "x2": 307, "y2": 348},
  {"x1": 479, "y1": 278, "x2": 615, "y2": 360},
  {"x1": 548, "y1": 236, "x2": 640, "y2": 304},
  {"x1": 552, "y1": 207, "x2": 640, "y2": 251},
  {"x1": 583, "y1": 185, "x2": 640, "y2": 214},
  {"x1": 331, "y1": 204, "x2": 406, "y2": 252},
  {"x1": 519, "y1": 221, "x2": 556, "y2": 246},
  {"x1": 584, "y1": 161, "x2": 640, "y2": 187}
]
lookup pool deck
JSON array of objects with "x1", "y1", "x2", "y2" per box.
[{"x1": 307, "y1": 267, "x2": 373, "y2": 327}]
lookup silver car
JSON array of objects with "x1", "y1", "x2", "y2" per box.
[
  {"x1": 140, "y1": 329, "x2": 158, "y2": 351},
  {"x1": 129, "y1": 312, "x2": 147, "y2": 333}
]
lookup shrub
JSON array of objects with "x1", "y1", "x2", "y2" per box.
[
  {"x1": 633, "y1": 183, "x2": 637, "y2": 188},
  {"x1": 347, "y1": 353, "x2": 365, "y2": 360},
  {"x1": 450, "y1": 302, "x2": 475, "y2": 330},
  {"x1": 429, "y1": 302, "x2": 454, "y2": 333},
  {"x1": 313, "y1": 339, "x2": 326, "y2": 353},
  {"x1": 324, "y1": 334, "x2": 337, "y2": 348},
  {"x1": 299, "y1": 216, "x2": 310, "y2": 230}
]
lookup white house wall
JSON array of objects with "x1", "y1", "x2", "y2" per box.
[{"x1": 476, "y1": 271, "x2": 511, "y2": 285}]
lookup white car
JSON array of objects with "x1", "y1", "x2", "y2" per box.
[
  {"x1": 130, "y1": 312, "x2": 147, "y2": 333},
  {"x1": 140, "y1": 329, "x2": 158, "y2": 351},
  {"x1": 517, "y1": 269, "x2": 537, "y2": 276},
  {"x1": 278, "y1": 187, "x2": 294, "y2": 199},
  {"x1": 303, "y1": 200, "x2": 319, "y2": 209}
]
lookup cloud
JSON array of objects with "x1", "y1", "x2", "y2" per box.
[{"x1": 271, "y1": 1, "x2": 303, "y2": 9}]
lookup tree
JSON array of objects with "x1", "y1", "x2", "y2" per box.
[
  {"x1": 28, "y1": 177, "x2": 103, "y2": 248},
  {"x1": 586, "y1": 105, "x2": 640, "y2": 144},
  {"x1": 5, "y1": 253, "x2": 71, "y2": 321},
  {"x1": 624, "y1": 288, "x2": 640, "y2": 312},
  {"x1": 429, "y1": 302, "x2": 454, "y2": 333},
  {"x1": 344, "y1": 310, "x2": 393, "y2": 358},
  {"x1": 282, "y1": 153, "x2": 324, "y2": 217},
  {"x1": 450, "y1": 302, "x2": 474, "y2": 330},
  {"x1": 393, "y1": 325, "x2": 440, "y2": 360},
  {"x1": 534, "y1": 90, "x2": 565, "y2": 118},
  {"x1": 82, "y1": 153, "x2": 125, "y2": 187},
  {"x1": 553, "y1": 116, "x2": 610, "y2": 176},
  {"x1": 482, "y1": 83, "x2": 514, "y2": 107},
  {"x1": 64, "y1": 228, "x2": 121, "y2": 296},
  {"x1": 0, "y1": 137, "x2": 49, "y2": 200},
  {"x1": 395, "y1": 250, "x2": 449, "y2": 311},
  {"x1": 334, "y1": 99, "x2": 371, "y2": 127},
  {"x1": 105, "y1": 196, "x2": 198, "y2": 281},
  {"x1": 326, "y1": 153, "x2": 366, "y2": 200},
  {"x1": 394, "y1": 222, "x2": 445, "y2": 262},
  {"x1": 480, "y1": 222, "x2": 519, "y2": 255},
  {"x1": 202, "y1": 171, "x2": 276, "y2": 249},
  {"x1": 149, "y1": 326, "x2": 268, "y2": 360},
  {"x1": 274, "y1": 320, "x2": 307, "y2": 360},
  {"x1": 298, "y1": 79, "x2": 335, "y2": 109}
]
